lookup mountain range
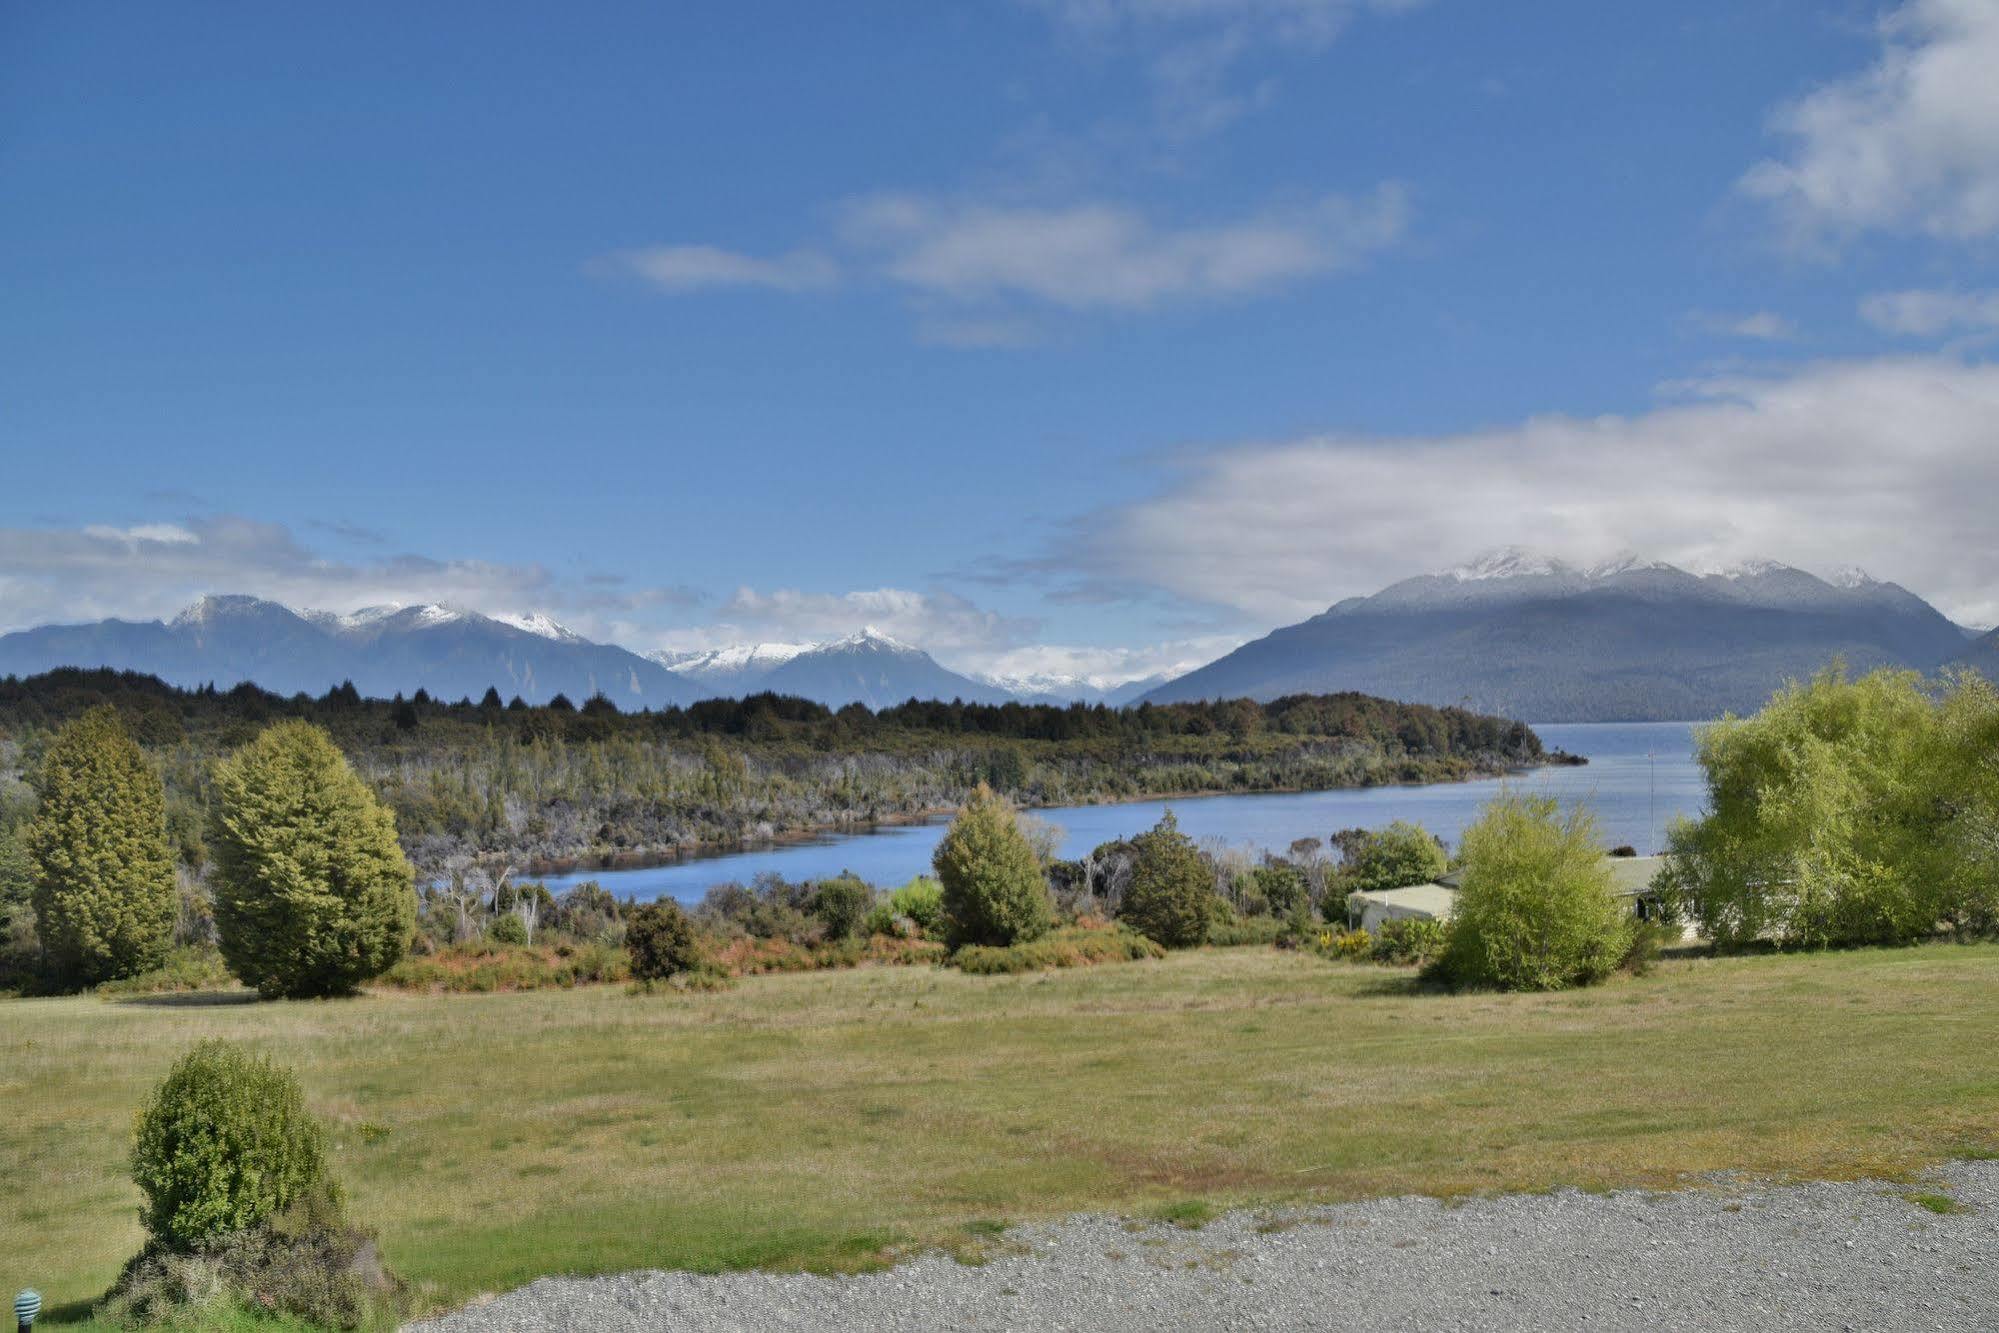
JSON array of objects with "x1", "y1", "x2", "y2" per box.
[
  {"x1": 0, "y1": 599, "x2": 1144, "y2": 711},
  {"x1": 1140, "y1": 548, "x2": 1985, "y2": 721},
  {"x1": 0, "y1": 551, "x2": 1989, "y2": 720}
]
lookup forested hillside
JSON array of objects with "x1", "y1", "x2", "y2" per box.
[{"x1": 0, "y1": 669, "x2": 1552, "y2": 877}]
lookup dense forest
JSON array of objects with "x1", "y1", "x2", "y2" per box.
[{"x1": 0, "y1": 669, "x2": 1557, "y2": 878}]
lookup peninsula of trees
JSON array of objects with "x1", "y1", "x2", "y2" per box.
[{"x1": 0, "y1": 669, "x2": 1559, "y2": 879}]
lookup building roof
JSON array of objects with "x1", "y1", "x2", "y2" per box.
[
  {"x1": 1347, "y1": 882, "x2": 1459, "y2": 919},
  {"x1": 1605, "y1": 856, "x2": 1666, "y2": 897}
]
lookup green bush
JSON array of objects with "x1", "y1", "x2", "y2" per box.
[
  {"x1": 626, "y1": 899, "x2": 701, "y2": 980},
  {"x1": 1341, "y1": 821, "x2": 1449, "y2": 894},
  {"x1": 1371, "y1": 916, "x2": 1445, "y2": 965},
  {"x1": 1249, "y1": 863, "x2": 1308, "y2": 916},
  {"x1": 381, "y1": 940, "x2": 629, "y2": 993},
  {"x1": 486, "y1": 912, "x2": 529, "y2": 946},
  {"x1": 1118, "y1": 811, "x2": 1214, "y2": 948},
  {"x1": 210, "y1": 721, "x2": 416, "y2": 998},
  {"x1": 810, "y1": 873, "x2": 874, "y2": 940},
  {"x1": 94, "y1": 945, "x2": 238, "y2": 997},
  {"x1": 888, "y1": 875, "x2": 945, "y2": 934},
  {"x1": 27, "y1": 706, "x2": 177, "y2": 986},
  {"x1": 1661, "y1": 667, "x2": 1999, "y2": 948},
  {"x1": 933, "y1": 784, "x2": 1053, "y2": 948},
  {"x1": 132, "y1": 1041, "x2": 331, "y2": 1250},
  {"x1": 1204, "y1": 914, "x2": 1288, "y2": 947},
  {"x1": 1430, "y1": 791, "x2": 1631, "y2": 991},
  {"x1": 951, "y1": 924, "x2": 1164, "y2": 974}
]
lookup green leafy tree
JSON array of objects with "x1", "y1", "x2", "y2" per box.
[
  {"x1": 1432, "y1": 790, "x2": 1630, "y2": 991},
  {"x1": 26, "y1": 706, "x2": 176, "y2": 985},
  {"x1": 1342, "y1": 821, "x2": 1449, "y2": 893},
  {"x1": 932, "y1": 784, "x2": 1052, "y2": 948},
  {"x1": 1250, "y1": 862, "x2": 1308, "y2": 916},
  {"x1": 132, "y1": 1040, "x2": 330, "y2": 1249},
  {"x1": 1119, "y1": 811, "x2": 1214, "y2": 947},
  {"x1": 210, "y1": 721, "x2": 416, "y2": 998},
  {"x1": 810, "y1": 873, "x2": 874, "y2": 940},
  {"x1": 1660, "y1": 667, "x2": 1999, "y2": 947},
  {"x1": 626, "y1": 899, "x2": 701, "y2": 979}
]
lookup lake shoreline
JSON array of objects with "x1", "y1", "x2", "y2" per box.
[{"x1": 520, "y1": 748, "x2": 1588, "y2": 881}]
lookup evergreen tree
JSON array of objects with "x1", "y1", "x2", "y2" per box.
[
  {"x1": 1119, "y1": 811, "x2": 1214, "y2": 947},
  {"x1": 210, "y1": 721, "x2": 416, "y2": 998},
  {"x1": 932, "y1": 783, "x2": 1052, "y2": 948},
  {"x1": 27, "y1": 705, "x2": 176, "y2": 985}
]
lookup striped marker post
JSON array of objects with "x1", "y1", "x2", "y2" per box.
[{"x1": 13, "y1": 1290, "x2": 39, "y2": 1332}]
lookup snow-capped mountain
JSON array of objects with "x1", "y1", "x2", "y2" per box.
[
  {"x1": 652, "y1": 628, "x2": 1013, "y2": 709},
  {"x1": 971, "y1": 670, "x2": 1176, "y2": 708},
  {"x1": 0, "y1": 595, "x2": 699, "y2": 708},
  {"x1": 1145, "y1": 549, "x2": 1972, "y2": 722}
]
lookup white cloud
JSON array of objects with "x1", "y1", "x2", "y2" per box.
[
  {"x1": 839, "y1": 185, "x2": 1408, "y2": 311},
  {"x1": 1056, "y1": 356, "x2": 1999, "y2": 629},
  {"x1": 1690, "y1": 310, "x2": 1798, "y2": 341},
  {"x1": 976, "y1": 636, "x2": 1242, "y2": 688},
  {"x1": 0, "y1": 516, "x2": 699, "y2": 642},
  {"x1": 1861, "y1": 287, "x2": 1999, "y2": 334},
  {"x1": 602, "y1": 245, "x2": 838, "y2": 294},
  {"x1": 1742, "y1": 0, "x2": 1999, "y2": 243}
]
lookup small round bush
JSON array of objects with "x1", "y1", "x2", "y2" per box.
[
  {"x1": 810, "y1": 874, "x2": 874, "y2": 941},
  {"x1": 1431, "y1": 791, "x2": 1631, "y2": 992},
  {"x1": 888, "y1": 876, "x2": 945, "y2": 935},
  {"x1": 487, "y1": 912, "x2": 529, "y2": 946},
  {"x1": 132, "y1": 1041, "x2": 330, "y2": 1250},
  {"x1": 1118, "y1": 812, "x2": 1214, "y2": 948},
  {"x1": 626, "y1": 900, "x2": 701, "y2": 980},
  {"x1": 933, "y1": 785, "x2": 1053, "y2": 948}
]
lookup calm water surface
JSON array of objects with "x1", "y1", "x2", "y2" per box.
[{"x1": 542, "y1": 721, "x2": 1709, "y2": 905}]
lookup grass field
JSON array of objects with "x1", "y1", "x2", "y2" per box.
[{"x1": 4, "y1": 944, "x2": 1997, "y2": 1324}]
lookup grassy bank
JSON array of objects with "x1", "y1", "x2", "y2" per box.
[{"x1": 3, "y1": 944, "x2": 1996, "y2": 1323}]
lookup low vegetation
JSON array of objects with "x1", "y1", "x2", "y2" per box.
[{"x1": 5, "y1": 945, "x2": 1994, "y2": 1320}]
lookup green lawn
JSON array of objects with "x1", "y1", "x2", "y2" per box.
[{"x1": 4, "y1": 944, "x2": 1997, "y2": 1324}]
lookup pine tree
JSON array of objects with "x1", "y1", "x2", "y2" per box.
[
  {"x1": 27, "y1": 706, "x2": 177, "y2": 985},
  {"x1": 932, "y1": 783, "x2": 1052, "y2": 948},
  {"x1": 210, "y1": 720, "x2": 416, "y2": 998}
]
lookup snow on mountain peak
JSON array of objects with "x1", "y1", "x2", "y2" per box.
[
  {"x1": 1827, "y1": 565, "x2": 1877, "y2": 589},
  {"x1": 834, "y1": 625, "x2": 922, "y2": 654},
  {"x1": 493, "y1": 611, "x2": 581, "y2": 641},
  {"x1": 1446, "y1": 547, "x2": 1574, "y2": 581}
]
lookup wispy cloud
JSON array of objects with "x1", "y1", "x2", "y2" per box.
[
  {"x1": 1860, "y1": 287, "x2": 1999, "y2": 335},
  {"x1": 599, "y1": 244, "x2": 838, "y2": 294},
  {"x1": 840, "y1": 185, "x2": 1408, "y2": 312},
  {"x1": 1046, "y1": 356, "x2": 1999, "y2": 629},
  {"x1": 1688, "y1": 310, "x2": 1798, "y2": 341},
  {"x1": 1742, "y1": 0, "x2": 1999, "y2": 245}
]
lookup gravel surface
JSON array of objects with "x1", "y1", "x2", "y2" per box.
[{"x1": 410, "y1": 1159, "x2": 1998, "y2": 1331}]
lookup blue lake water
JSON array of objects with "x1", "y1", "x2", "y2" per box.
[{"x1": 541, "y1": 721, "x2": 1709, "y2": 905}]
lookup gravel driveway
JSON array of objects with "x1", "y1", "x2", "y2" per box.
[{"x1": 409, "y1": 1159, "x2": 1997, "y2": 1331}]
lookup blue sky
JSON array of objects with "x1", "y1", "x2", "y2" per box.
[{"x1": 5, "y1": 0, "x2": 1997, "y2": 681}]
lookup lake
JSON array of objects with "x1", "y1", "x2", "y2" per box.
[{"x1": 540, "y1": 721, "x2": 1709, "y2": 905}]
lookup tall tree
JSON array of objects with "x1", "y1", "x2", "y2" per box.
[
  {"x1": 27, "y1": 706, "x2": 176, "y2": 985},
  {"x1": 1118, "y1": 811, "x2": 1214, "y2": 947},
  {"x1": 210, "y1": 720, "x2": 416, "y2": 998}
]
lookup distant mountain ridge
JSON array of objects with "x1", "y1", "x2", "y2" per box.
[
  {"x1": 1142, "y1": 548, "x2": 1978, "y2": 722},
  {"x1": 0, "y1": 595, "x2": 699, "y2": 709},
  {"x1": 654, "y1": 629, "x2": 1015, "y2": 708}
]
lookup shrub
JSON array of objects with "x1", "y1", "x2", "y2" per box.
[
  {"x1": 1430, "y1": 791, "x2": 1631, "y2": 991},
  {"x1": 1249, "y1": 862, "x2": 1308, "y2": 917},
  {"x1": 810, "y1": 873, "x2": 874, "y2": 941},
  {"x1": 1661, "y1": 667, "x2": 1999, "y2": 948},
  {"x1": 1330, "y1": 927, "x2": 1373, "y2": 959},
  {"x1": 379, "y1": 940, "x2": 629, "y2": 993},
  {"x1": 888, "y1": 875, "x2": 945, "y2": 935},
  {"x1": 94, "y1": 945, "x2": 238, "y2": 997},
  {"x1": 1118, "y1": 811, "x2": 1213, "y2": 948},
  {"x1": 486, "y1": 912, "x2": 529, "y2": 946},
  {"x1": 951, "y1": 923, "x2": 1164, "y2": 974},
  {"x1": 1341, "y1": 821, "x2": 1449, "y2": 894},
  {"x1": 101, "y1": 1190, "x2": 397, "y2": 1330},
  {"x1": 132, "y1": 1041, "x2": 330, "y2": 1250},
  {"x1": 210, "y1": 721, "x2": 416, "y2": 998},
  {"x1": 27, "y1": 706, "x2": 177, "y2": 986},
  {"x1": 1371, "y1": 916, "x2": 1445, "y2": 965},
  {"x1": 626, "y1": 899, "x2": 701, "y2": 980},
  {"x1": 933, "y1": 784, "x2": 1053, "y2": 948}
]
